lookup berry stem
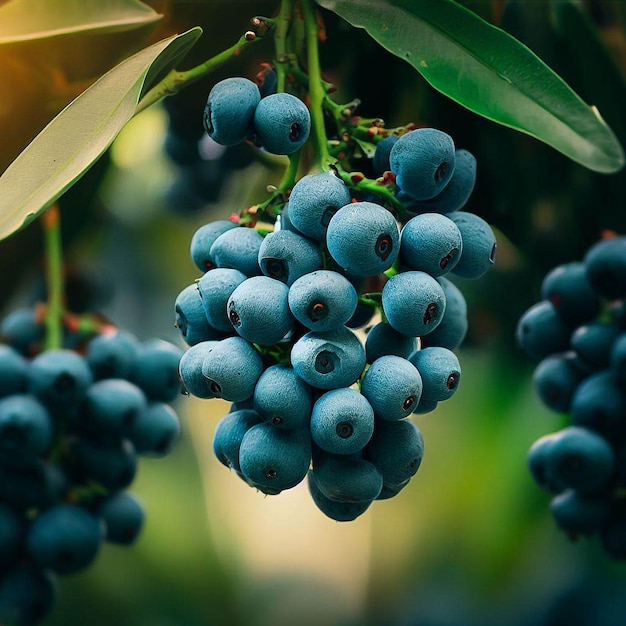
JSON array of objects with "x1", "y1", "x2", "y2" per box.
[
  {"x1": 42, "y1": 204, "x2": 64, "y2": 352},
  {"x1": 275, "y1": 0, "x2": 295, "y2": 93}
]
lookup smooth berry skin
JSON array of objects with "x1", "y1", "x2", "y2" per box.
[
  {"x1": 311, "y1": 452, "x2": 383, "y2": 503},
  {"x1": 376, "y1": 478, "x2": 410, "y2": 500},
  {"x1": 287, "y1": 172, "x2": 352, "y2": 241},
  {"x1": 0, "y1": 504, "x2": 24, "y2": 568},
  {"x1": 258, "y1": 231, "x2": 323, "y2": 286},
  {"x1": 190, "y1": 220, "x2": 238, "y2": 272},
  {"x1": 288, "y1": 271, "x2": 358, "y2": 332},
  {"x1": 130, "y1": 402, "x2": 180, "y2": 457},
  {"x1": 71, "y1": 439, "x2": 137, "y2": 491},
  {"x1": 86, "y1": 330, "x2": 140, "y2": 381},
  {"x1": 27, "y1": 504, "x2": 102, "y2": 575},
  {"x1": 253, "y1": 365, "x2": 313, "y2": 430},
  {"x1": 307, "y1": 473, "x2": 373, "y2": 521},
  {"x1": 0, "y1": 461, "x2": 67, "y2": 511},
  {"x1": 0, "y1": 395, "x2": 52, "y2": 461},
  {"x1": 550, "y1": 489, "x2": 610, "y2": 536},
  {"x1": 361, "y1": 356, "x2": 423, "y2": 420},
  {"x1": 99, "y1": 492, "x2": 144, "y2": 545},
  {"x1": 201, "y1": 336, "x2": 264, "y2": 402},
  {"x1": 326, "y1": 202, "x2": 400, "y2": 277},
  {"x1": 197, "y1": 267, "x2": 247, "y2": 332},
  {"x1": 310, "y1": 388, "x2": 375, "y2": 455},
  {"x1": 449, "y1": 211, "x2": 497, "y2": 279},
  {"x1": 346, "y1": 300, "x2": 376, "y2": 330},
  {"x1": 28, "y1": 349, "x2": 92, "y2": 413},
  {"x1": 400, "y1": 213, "x2": 463, "y2": 276},
  {"x1": 516, "y1": 301, "x2": 573, "y2": 362},
  {"x1": 365, "y1": 322, "x2": 417, "y2": 364},
  {"x1": 421, "y1": 277, "x2": 468, "y2": 350},
  {"x1": 210, "y1": 227, "x2": 263, "y2": 277},
  {"x1": 174, "y1": 284, "x2": 222, "y2": 346},
  {"x1": 291, "y1": 327, "x2": 366, "y2": 390},
  {"x1": 540, "y1": 261, "x2": 601, "y2": 325},
  {"x1": 571, "y1": 323, "x2": 620, "y2": 371},
  {"x1": 0, "y1": 563, "x2": 55, "y2": 626},
  {"x1": 544, "y1": 426, "x2": 615, "y2": 493},
  {"x1": 132, "y1": 339, "x2": 183, "y2": 403},
  {"x1": 0, "y1": 308, "x2": 44, "y2": 356},
  {"x1": 409, "y1": 347, "x2": 461, "y2": 411},
  {"x1": 389, "y1": 128, "x2": 455, "y2": 201},
  {"x1": 365, "y1": 419, "x2": 424, "y2": 486},
  {"x1": 253, "y1": 93, "x2": 311, "y2": 155},
  {"x1": 227, "y1": 276, "x2": 293, "y2": 345},
  {"x1": 178, "y1": 341, "x2": 219, "y2": 399},
  {"x1": 203, "y1": 77, "x2": 261, "y2": 146},
  {"x1": 382, "y1": 271, "x2": 446, "y2": 338},
  {"x1": 372, "y1": 135, "x2": 399, "y2": 176},
  {"x1": 527, "y1": 433, "x2": 560, "y2": 492},
  {"x1": 533, "y1": 353, "x2": 586, "y2": 414},
  {"x1": 584, "y1": 236, "x2": 626, "y2": 299},
  {"x1": 213, "y1": 409, "x2": 262, "y2": 472},
  {"x1": 239, "y1": 423, "x2": 311, "y2": 493},
  {"x1": 612, "y1": 333, "x2": 626, "y2": 384},
  {"x1": 0, "y1": 346, "x2": 28, "y2": 398}
]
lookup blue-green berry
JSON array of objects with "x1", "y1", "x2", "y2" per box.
[
  {"x1": 213, "y1": 409, "x2": 262, "y2": 472},
  {"x1": 86, "y1": 330, "x2": 140, "y2": 380},
  {"x1": 178, "y1": 341, "x2": 219, "y2": 399},
  {"x1": 550, "y1": 489, "x2": 610, "y2": 536},
  {"x1": 210, "y1": 227, "x2": 264, "y2": 276},
  {"x1": 533, "y1": 352, "x2": 586, "y2": 414},
  {"x1": 409, "y1": 347, "x2": 460, "y2": 412},
  {"x1": 0, "y1": 563, "x2": 55, "y2": 626},
  {"x1": 197, "y1": 267, "x2": 247, "y2": 333},
  {"x1": 364, "y1": 322, "x2": 417, "y2": 364},
  {"x1": 372, "y1": 135, "x2": 399, "y2": 176},
  {"x1": 129, "y1": 402, "x2": 180, "y2": 457},
  {"x1": 253, "y1": 93, "x2": 311, "y2": 155},
  {"x1": 584, "y1": 236, "x2": 626, "y2": 299},
  {"x1": 132, "y1": 339, "x2": 183, "y2": 403},
  {"x1": 0, "y1": 395, "x2": 52, "y2": 461},
  {"x1": 175, "y1": 284, "x2": 222, "y2": 345},
  {"x1": 571, "y1": 323, "x2": 620, "y2": 371},
  {"x1": 258, "y1": 230, "x2": 323, "y2": 285},
  {"x1": 449, "y1": 211, "x2": 497, "y2": 279},
  {"x1": 516, "y1": 301, "x2": 573, "y2": 362},
  {"x1": 99, "y1": 491, "x2": 144, "y2": 545},
  {"x1": 420, "y1": 277, "x2": 468, "y2": 350},
  {"x1": 308, "y1": 473, "x2": 373, "y2": 521},
  {"x1": 190, "y1": 219, "x2": 238, "y2": 272},
  {"x1": 0, "y1": 346, "x2": 28, "y2": 398}
]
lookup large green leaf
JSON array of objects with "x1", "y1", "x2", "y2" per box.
[
  {"x1": 0, "y1": 27, "x2": 202, "y2": 242},
  {"x1": 316, "y1": 0, "x2": 625, "y2": 173},
  {"x1": 0, "y1": 0, "x2": 161, "y2": 44}
]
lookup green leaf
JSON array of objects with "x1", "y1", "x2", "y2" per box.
[
  {"x1": 316, "y1": 0, "x2": 625, "y2": 173},
  {"x1": 0, "y1": 0, "x2": 162, "y2": 44},
  {"x1": 0, "y1": 27, "x2": 202, "y2": 242}
]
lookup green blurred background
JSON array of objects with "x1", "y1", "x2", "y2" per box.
[{"x1": 2, "y1": 1, "x2": 626, "y2": 624}]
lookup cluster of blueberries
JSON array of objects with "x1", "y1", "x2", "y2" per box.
[
  {"x1": 517, "y1": 236, "x2": 626, "y2": 558},
  {"x1": 0, "y1": 308, "x2": 183, "y2": 625},
  {"x1": 174, "y1": 78, "x2": 497, "y2": 521}
]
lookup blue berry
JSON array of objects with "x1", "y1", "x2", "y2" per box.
[
  {"x1": 0, "y1": 461, "x2": 67, "y2": 510},
  {"x1": 0, "y1": 563, "x2": 55, "y2": 626},
  {"x1": 0, "y1": 395, "x2": 52, "y2": 462},
  {"x1": 409, "y1": 347, "x2": 461, "y2": 412},
  {"x1": 71, "y1": 439, "x2": 137, "y2": 491},
  {"x1": 364, "y1": 322, "x2": 417, "y2": 364},
  {"x1": 258, "y1": 230, "x2": 323, "y2": 285},
  {"x1": 584, "y1": 236, "x2": 626, "y2": 299},
  {"x1": 213, "y1": 409, "x2": 262, "y2": 472},
  {"x1": 308, "y1": 473, "x2": 373, "y2": 521},
  {"x1": 178, "y1": 341, "x2": 219, "y2": 399},
  {"x1": 527, "y1": 433, "x2": 559, "y2": 492},
  {"x1": 0, "y1": 504, "x2": 24, "y2": 568},
  {"x1": 197, "y1": 267, "x2": 247, "y2": 332},
  {"x1": 0, "y1": 346, "x2": 27, "y2": 398},
  {"x1": 210, "y1": 226, "x2": 263, "y2": 276},
  {"x1": 311, "y1": 452, "x2": 383, "y2": 502},
  {"x1": 85, "y1": 330, "x2": 140, "y2": 380},
  {"x1": 203, "y1": 77, "x2": 261, "y2": 146},
  {"x1": 132, "y1": 339, "x2": 183, "y2": 403},
  {"x1": 253, "y1": 93, "x2": 311, "y2": 155},
  {"x1": 99, "y1": 491, "x2": 144, "y2": 545},
  {"x1": 372, "y1": 135, "x2": 399, "y2": 176},
  {"x1": 516, "y1": 301, "x2": 573, "y2": 362},
  {"x1": 533, "y1": 353, "x2": 586, "y2": 414},
  {"x1": 571, "y1": 322, "x2": 620, "y2": 371},
  {"x1": 550, "y1": 489, "x2": 610, "y2": 536},
  {"x1": 420, "y1": 277, "x2": 468, "y2": 350},
  {"x1": 611, "y1": 333, "x2": 626, "y2": 385},
  {"x1": 449, "y1": 211, "x2": 497, "y2": 279},
  {"x1": 190, "y1": 219, "x2": 238, "y2": 272},
  {"x1": 376, "y1": 478, "x2": 410, "y2": 500},
  {"x1": 0, "y1": 308, "x2": 44, "y2": 356},
  {"x1": 174, "y1": 284, "x2": 222, "y2": 346},
  {"x1": 130, "y1": 402, "x2": 180, "y2": 457}
]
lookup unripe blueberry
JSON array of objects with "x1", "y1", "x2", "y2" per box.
[
  {"x1": 409, "y1": 347, "x2": 460, "y2": 411},
  {"x1": 258, "y1": 230, "x2": 323, "y2": 285},
  {"x1": 201, "y1": 336, "x2": 264, "y2": 402},
  {"x1": 311, "y1": 452, "x2": 383, "y2": 502},
  {"x1": 400, "y1": 213, "x2": 463, "y2": 276},
  {"x1": 190, "y1": 219, "x2": 238, "y2": 272},
  {"x1": 288, "y1": 270, "x2": 358, "y2": 332},
  {"x1": 516, "y1": 301, "x2": 573, "y2": 362},
  {"x1": 389, "y1": 128, "x2": 455, "y2": 201},
  {"x1": 0, "y1": 346, "x2": 28, "y2": 397},
  {"x1": 178, "y1": 341, "x2": 219, "y2": 399},
  {"x1": 382, "y1": 271, "x2": 446, "y2": 337},
  {"x1": 210, "y1": 227, "x2": 264, "y2": 276},
  {"x1": 203, "y1": 77, "x2": 261, "y2": 146},
  {"x1": 197, "y1": 267, "x2": 247, "y2": 332},
  {"x1": 291, "y1": 327, "x2": 366, "y2": 390},
  {"x1": 175, "y1": 284, "x2": 222, "y2": 345},
  {"x1": 213, "y1": 409, "x2": 262, "y2": 472},
  {"x1": 308, "y1": 473, "x2": 373, "y2": 521},
  {"x1": 132, "y1": 339, "x2": 183, "y2": 403},
  {"x1": 326, "y1": 202, "x2": 400, "y2": 277},
  {"x1": 130, "y1": 402, "x2": 180, "y2": 457},
  {"x1": 372, "y1": 135, "x2": 399, "y2": 176},
  {"x1": 0, "y1": 395, "x2": 52, "y2": 461},
  {"x1": 449, "y1": 211, "x2": 497, "y2": 279},
  {"x1": 227, "y1": 276, "x2": 293, "y2": 345},
  {"x1": 86, "y1": 330, "x2": 140, "y2": 380},
  {"x1": 99, "y1": 491, "x2": 144, "y2": 545},
  {"x1": 361, "y1": 356, "x2": 423, "y2": 420},
  {"x1": 287, "y1": 172, "x2": 352, "y2": 241},
  {"x1": 420, "y1": 277, "x2": 468, "y2": 350},
  {"x1": 310, "y1": 388, "x2": 375, "y2": 455},
  {"x1": 584, "y1": 236, "x2": 626, "y2": 299},
  {"x1": 253, "y1": 93, "x2": 311, "y2": 155}
]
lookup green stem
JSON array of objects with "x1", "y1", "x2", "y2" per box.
[
  {"x1": 302, "y1": 0, "x2": 333, "y2": 171},
  {"x1": 275, "y1": 0, "x2": 295, "y2": 92},
  {"x1": 135, "y1": 25, "x2": 267, "y2": 115},
  {"x1": 43, "y1": 205, "x2": 63, "y2": 352}
]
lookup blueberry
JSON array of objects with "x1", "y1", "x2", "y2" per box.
[
  {"x1": 375, "y1": 478, "x2": 410, "y2": 500},
  {"x1": 86, "y1": 330, "x2": 140, "y2": 380},
  {"x1": 449, "y1": 211, "x2": 497, "y2": 279},
  {"x1": 399, "y1": 213, "x2": 463, "y2": 276},
  {"x1": 190, "y1": 219, "x2": 238, "y2": 272},
  {"x1": 203, "y1": 77, "x2": 261, "y2": 146},
  {"x1": 0, "y1": 308, "x2": 44, "y2": 356},
  {"x1": 201, "y1": 336, "x2": 264, "y2": 402},
  {"x1": 0, "y1": 461, "x2": 67, "y2": 510},
  {"x1": 345, "y1": 299, "x2": 377, "y2": 329},
  {"x1": 310, "y1": 388, "x2": 374, "y2": 455},
  {"x1": 364, "y1": 419, "x2": 424, "y2": 486},
  {"x1": 372, "y1": 135, "x2": 399, "y2": 177},
  {"x1": 0, "y1": 346, "x2": 28, "y2": 398},
  {"x1": 382, "y1": 271, "x2": 446, "y2": 337},
  {"x1": 307, "y1": 472, "x2": 373, "y2": 521},
  {"x1": 533, "y1": 352, "x2": 586, "y2": 414},
  {"x1": 420, "y1": 277, "x2": 468, "y2": 350},
  {"x1": 389, "y1": 128, "x2": 455, "y2": 201},
  {"x1": 27, "y1": 504, "x2": 102, "y2": 575},
  {"x1": 527, "y1": 433, "x2": 560, "y2": 492},
  {"x1": 197, "y1": 267, "x2": 247, "y2": 332},
  {"x1": 213, "y1": 409, "x2": 262, "y2": 472},
  {"x1": 130, "y1": 402, "x2": 180, "y2": 457},
  {"x1": 409, "y1": 347, "x2": 461, "y2": 411},
  {"x1": 239, "y1": 422, "x2": 311, "y2": 493},
  {"x1": 175, "y1": 284, "x2": 223, "y2": 346},
  {"x1": 364, "y1": 322, "x2": 417, "y2": 364},
  {"x1": 0, "y1": 504, "x2": 24, "y2": 568},
  {"x1": 210, "y1": 226, "x2": 264, "y2": 276},
  {"x1": 178, "y1": 341, "x2": 219, "y2": 399},
  {"x1": 163, "y1": 130, "x2": 199, "y2": 166},
  {"x1": 291, "y1": 326, "x2": 366, "y2": 390},
  {"x1": 132, "y1": 339, "x2": 183, "y2": 403},
  {"x1": 99, "y1": 491, "x2": 144, "y2": 545},
  {"x1": 584, "y1": 236, "x2": 626, "y2": 299},
  {"x1": 311, "y1": 452, "x2": 383, "y2": 502},
  {"x1": 258, "y1": 230, "x2": 323, "y2": 285},
  {"x1": 253, "y1": 364, "x2": 313, "y2": 430},
  {"x1": 227, "y1": 276, "x2": 293, "y2": 345},
  {"x1": 571, "y1": 322, "x2": 620, "y2": 371},
  {"x1": 70, "y1": 438, "x2": 137, "y2": 491},
  {"x1": 0, "y1": 395, "x2": 52, "y2": 462},
  {"x1": 326, "y1": 202, "x2": 400, "y2": 277},
  {"x1": 361, "y1": 356, "x2": 423, "y2": 420},
  {"x1": 550, "y1": 489, "x2": 610, "y2": 536},
  {"x1": 253, "y1": 93, "x2": 311, "y2": 155},
  {"x1": 611, "y1": 333, "x2": 626, "y2": 384},
  {"x1": 516, "y1": 301, "x2": 573, "y2": 362},
  {"x1": 287, "y1": 172, "x2": 352, "y2": 241},
  {"x1": 288, "y1": 270, "x2": 358, "y2": 332},
  {"x1": 0, "y1": 563, "x2": 55, "y2": 626}
]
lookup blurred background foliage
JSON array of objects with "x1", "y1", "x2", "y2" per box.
[{"x1": 2, "y1": 0, "x2": 626, "y2": 625}]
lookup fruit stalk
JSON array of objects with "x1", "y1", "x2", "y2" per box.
[
  {"x1": 275, "y1": 0, "x2": 296, "y2": 93},
  {"x1": 42, "y1": 204, "x2": 64, "y2": 352}
]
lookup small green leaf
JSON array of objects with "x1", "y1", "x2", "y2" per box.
[
  {"x1": 0, "y1": 27, "x2": 202, "y2": 242},
  {"x1": 316, "y1": 0, "x2": 625, "y2": 173},
  {"x1": 0, "y1": 0, "x2": 162, "y2": 44}
]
